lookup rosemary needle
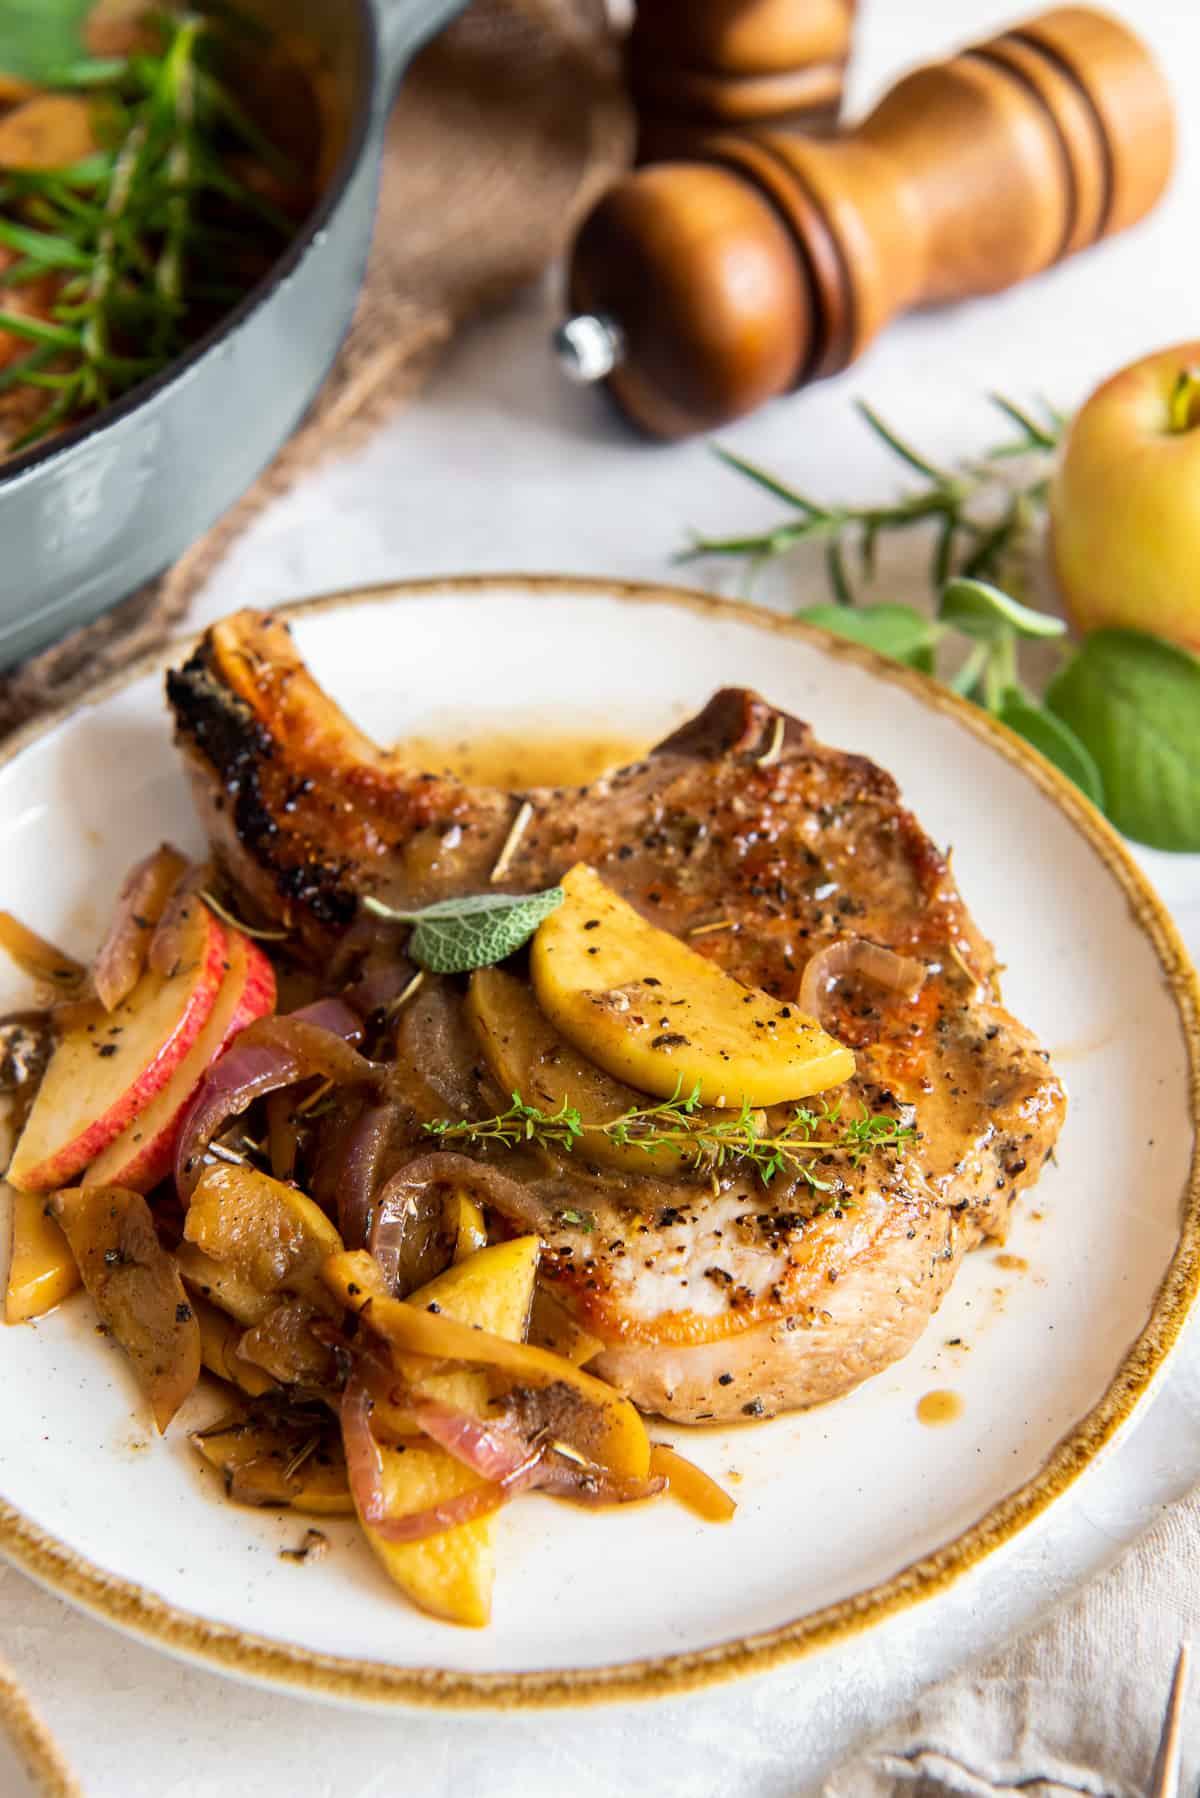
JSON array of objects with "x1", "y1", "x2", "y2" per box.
[{"x1": 681, "y1": 395, "x2": 1062, "y2": 605}]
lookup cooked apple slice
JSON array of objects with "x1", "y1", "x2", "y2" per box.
[
  {"x1": 50, "y1": 1184, "x2": 201, "y2": 1432},
  {"x1": 530, "y1": 863, "x2": 855, "y2": 1107},
  {"x1": 84, "y1": 929, "x2": 276, "y2": 1193},
  {"x1": 192, "y1": 1412, "x2": 352, "y2": 1513},
  {"x1": 8, "y1": 906, "x2": 228, "y2": 1192},
  {"x1": 325, "y1": 1247, "x2": 649, "y2": 1479},
  {"x1": 342, "y1": 1237, "x2": 540, "y2": 1628},
  {"x1": 4, "y1": 1185, "x2": 80, "y2": 1323},
  {"x1": 366, "y1": 1235, "x2": 540, "y2": 1441},
  {"x1": 175, "y1": 1241, "x2": 273, "y2": 1326},
  {"x1": 183, "y1": 1162, "x2": 343, "y2": 1314},
  {"x1": 366, "y1": 1443, "x2": 499, "y2": 1628},
  {"x1": 467, "y1": 965, "x2": 754, "y2": 1175},
  {"x1": 192, "y1": 1293, "x2": 275, "y2": 1395},
  {"x1": 237, "y1": 1298, "x2": 337, "y2": 1387},
  {"x1": 93, "y1": 843, "x2": 189, "y2": 1011}
]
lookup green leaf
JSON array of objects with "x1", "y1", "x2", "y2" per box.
[
  {"x1": 796, "y1": 602, "x2": 941, "y2": 673},
  {"x1": 1045, "y1": 630, "x2": 1200, "y2": 851},
  {"x1": 996, "y1": 695, "x2": 1105, "y2": 808},
  {"x1": 940, "y1": 577, "x2": 1067, "y2": 642},
  {"x1": 361, "y1": 887, "x2": 565, "y2": 975},
  {"x1": 0, "y1": 0, "x2": 93, "y2": 80}
]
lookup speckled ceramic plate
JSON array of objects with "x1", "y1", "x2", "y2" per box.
[{"x1": 0, "y1": 577, "x2": 1196, "y2": 1709}]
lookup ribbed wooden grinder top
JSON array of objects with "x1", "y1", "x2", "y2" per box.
[
  {"x1": 561, "y1": 6, "x2": 1175, "y2": 438},
  {"x1": 628, "y1": 0, "x2": 858, "y2": 160}
]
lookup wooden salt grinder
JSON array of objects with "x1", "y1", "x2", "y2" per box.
[
  {"x1": 629, "y1": 0, "x2": 857, "y2": 164},
  {"x1": 557, "y1": 6, "x2": 1175, "y2": 438}
]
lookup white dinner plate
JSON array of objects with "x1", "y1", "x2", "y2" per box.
[{"x1": 0, "y1": 576, "x2": 1196, "y2": 1710}]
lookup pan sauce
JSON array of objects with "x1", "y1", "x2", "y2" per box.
[{"x1": 393, "y1": 731, "x2": 648, "y2": 792}]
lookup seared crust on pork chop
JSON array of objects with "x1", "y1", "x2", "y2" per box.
[{"x1": 167, "y1": 611, "x2": 1065, "y2": 1423}]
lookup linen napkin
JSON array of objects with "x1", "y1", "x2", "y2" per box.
[{"x1": 826, "y1": 1487, "x2": 1200, "y2": 1796}]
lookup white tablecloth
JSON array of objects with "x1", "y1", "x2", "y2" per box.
[{"x1": 3, "y1": 1, "x2": 1199, "y2": 1791}]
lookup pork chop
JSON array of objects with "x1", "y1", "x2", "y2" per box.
[{"x1": 167, "y1": 611, "x2": 1065, "y2": 1423}]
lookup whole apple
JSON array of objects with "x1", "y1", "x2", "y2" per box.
[{"x1": 1051, "y1": 341, "x2": 1200, "y2": 653}]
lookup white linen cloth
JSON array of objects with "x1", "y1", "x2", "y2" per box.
[{"x1": 828, "y1": 1496, "x2": 1200, "y2": 1797}]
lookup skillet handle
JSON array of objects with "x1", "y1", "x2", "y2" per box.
[{"x1": 374, "y1": 0, "x2": 468, "y2": 95}]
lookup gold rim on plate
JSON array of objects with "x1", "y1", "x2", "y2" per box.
[
  {"x1": 0, "y1": 1658, "x2": 81, "y2": 1798},
  {"x1": 1, "y1": 574, "x2": 1197, "y2": 1709}
]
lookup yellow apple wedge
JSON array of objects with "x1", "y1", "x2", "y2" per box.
[
  {"x1": 466, "y1": 965, "x2": 755, "y2": 1175},
  {"x1": 335, "y1": 1237, "x2": 540, "y2": 1628},
  {"x1": 191, "y1": 1293, "x2": 275, "y2": 1395},
  {"x1": 183, "y1": 1162, "x2": 344, "y2": 1314},
  {"x1": 530, "y1": 864, "x2": 854, "y2": 1107},
  {"x1": 325, "y1": 1247, "x2": 649, "y2": 1479},
  {"x1": 174, "y1": 1242, "x2": 273, "y2": 1326},
  {"x1": 8, "y1": 905, "x2": 228, "y2": 1191},
  {"x1": 84, "y1": 929, "x2": 276, "y2": 1192},
  {"x1": 361, "y1": 1235, "x2": 540, "y2": 1440},
  {"x1": 4, "y1": 1185, "x2": 80, "y2": 1323},
  {"x1": 192, "y1": 1414, "x2": 352, "y2": 1513},
  {"x1": 365, "y1": 1445, "x2": 501, "y2": 1628}
]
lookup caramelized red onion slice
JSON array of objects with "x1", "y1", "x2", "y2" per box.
[
  {"x1": 410, "y1": 1396, "x2": 544, "y2": 1484},
  {"x1": 412, "y1": 1397, "x2": 665, "y2": 1507},
  {"x1": 799, "y1": 937, "x2": 927, "y2": 1022},
  {"x1": 175, "y1": 1013, "x2": 376, "y2": 1200},
  {"x1": 368, "y1": 1157, "x2": 465, "y2": 1298},
  {"x1": 290, "y1": 997, "x2": 365, "y2": 1043},
  {"x1": 534, "y1": 1453, "x2": 667, "y2": 1509},
  {"x1": 337, "y1": 1101, "x2": 397, "y2": 1250},
  {"x1": 364, "y1": 1151, "x2": 553, "y2": 1297},
  {"x1": 340, "y1": 1377, "x2": 545, "y2": 1542}
]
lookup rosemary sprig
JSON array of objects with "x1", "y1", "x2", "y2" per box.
[
  {"x1": 424, "y1": 1083, "x2": 916, "y2": 1191},
  {"x1": 680, "y1": 395, "x2": 1062, "y2": 604},
  {"x1": 0, "y1": 10, "x2": 300, "y2": 452}
]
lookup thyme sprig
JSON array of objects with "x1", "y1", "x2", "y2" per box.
[
  {"x1": 424, "y1": 1082, "x2": 917, "y2": 1191},
  {"x1": 680, "y1": 395, "x2": 1063, "y2": 604},
  {"x1": 0, "y1": 10, "x2": 298, "y2": 451}
]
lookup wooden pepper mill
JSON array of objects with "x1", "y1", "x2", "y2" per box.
[
  {"x1": 629, "y1": 0, "x2": 857, "y2": 164},
  {"x1": 557, "y1": 6, "x2": 1175, "y2": 438}
]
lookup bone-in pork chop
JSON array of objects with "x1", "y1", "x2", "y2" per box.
[{"x1": 167, "y1": 612, "x2": 1065, "y2": 1423}]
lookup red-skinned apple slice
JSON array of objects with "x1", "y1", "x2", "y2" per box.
[
  {"x1": 84, "y1": 928, "x2": 277, "y2": 1193},
  {"x1": 7, "y1": 906, "x2": 228, "y2": 1192}
]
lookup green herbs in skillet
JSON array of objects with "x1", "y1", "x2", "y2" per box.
[{"x1": 0, "y1": 2, "x2": 318, "y2": 458}]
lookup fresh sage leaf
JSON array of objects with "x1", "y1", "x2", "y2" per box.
[
  {"x1": 362, "y1": 887, "x2": 565, "y2": 975},
  {"x1": 940, "y1": 577, "x2": 1067, "y2": 642},
  {"x1": 1045, "y1": 630, "x2": 1200, "y2": 851},
  {"x1": 796, "y1": 602, "x2": 941, "y2": 673},
  {"x1": 996, "y1": 695, "x2": 1105, "y2": 808},
  {"x1": 0, "y1": 0, "x2": 93, "y2": 80}
]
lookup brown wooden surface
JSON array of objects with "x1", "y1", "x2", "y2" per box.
[{"x1": 568, "y1": 4, "x2": 1175, "y2": 437}]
